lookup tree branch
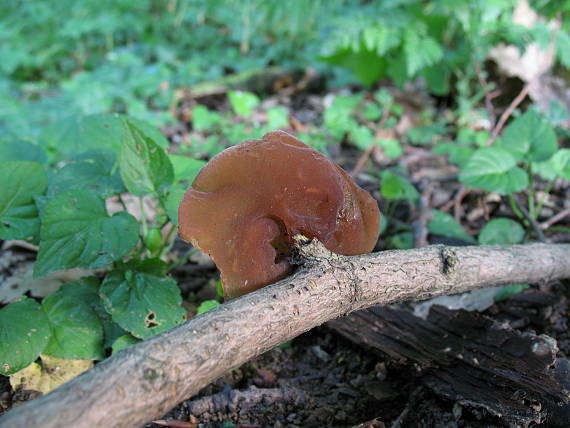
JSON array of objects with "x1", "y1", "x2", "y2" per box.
[{"x1": 2, "y1": 241, "x2": 570, "y2": 428}]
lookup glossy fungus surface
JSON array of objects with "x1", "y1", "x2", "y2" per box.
[{"x1": 178, "y1": 131, "x2": 380, "y2": 298}]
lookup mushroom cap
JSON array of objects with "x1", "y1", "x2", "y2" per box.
[{"x1": 179, "y1": 131, "x2": 380, "y2": 298}]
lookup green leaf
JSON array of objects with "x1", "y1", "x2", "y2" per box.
[
  {"x1": 320, "y1": 46, "x2": 388, "y2": 87},
  {"x1": 35, "y1": 190, "x2": 139, "y2": 277},
  {"x1": 349, "y1": 125, "x2": 374, "y2": 150},
  {"x1": 0, "y1": 161, "x2": 47, "y2": 241},
  {"x1": 197, "y1": 300, "x2": 221, "y2": 315},
  {"x1": 42, "y1": 114, "x2": 168, "y2": 159},
  {"x1": 501, "y1": 110, "x2": 558, "y2": 162},
  {"x1": 551, "y1": 149, "x2": 570, "y2": 181},
  {"x1": 48, "y1": 150, "x2": 125, "y2": 198},
  {"x1": 191, "y1": 105, "x2": 221, "y2": 131},
  {"x1": 404, "y1": 31, "x2": 443, "y2": 76},
  {"x1": 432, "y1": 142, "x2": 474, "y2": 167},
  {"x1": 494, "y1": 284, "x2": 529, "y2": 302},
  {"x1": 478, "y1": 218, "x2": 525, "y2": 245},
  {"x1": 111, "y1": 334, "x2": 139, "y2": 354},
  {"x1": 228, "y1": 91, "x2": 260, "y2": 117},
  {"x1": 428, "y1": 210, "x2": 476, "y2": 243},
  {"x1": 0, "y1": 141, "x2": 47, "y2": 164},
  {"x1": 42, "y1": 289, "x2": 104, "y2": 360},
  {"x1": 459, "y1": 147, "x2": 529, "y2": 195},
  {"x1": 169, "y1": 155, "x2": 206, "y2": 183},
  {"x1": 120, "y1": 121, "x2": 174, "y2": 196},
  {"x1": 164, "y1": 184, "x2": 186, "y2": 226},
  {"x1": 380, "y1": 171, "x2": 418, "y2": 201},
  {"x1": 378, "y1": 139, "x2": 403, "y2": 159},
  {"x1": 556, "y1": 30, "x2": 570, "y2": 68},
  {"x1": 100, "y1": 270, "x2": 186, "y2": 339},
  {"x1": 0, "y1": 298, "x2": 51, "y2": 375}
]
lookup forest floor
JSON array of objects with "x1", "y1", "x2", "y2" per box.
[{"x1": 2, "y1": 74, "x2": 570, "y2": 427}]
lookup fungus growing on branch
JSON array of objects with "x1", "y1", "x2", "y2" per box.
[{"x1": 178, "y1": 131, "x2": 380, "y2": 298}]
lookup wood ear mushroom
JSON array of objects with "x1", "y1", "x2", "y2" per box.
[{"x1": 178, "y1": 131, "x2": 380, "y2": 298}]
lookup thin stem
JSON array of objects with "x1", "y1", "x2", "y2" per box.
[
  {"x1": 168, "y1": 248, "x2": 200, "y2": 271},
  {"x1": 527, "y1": 165, "x2": 536, "y2": 220},
  {"x1": 139, "y1": 197, "x2": 148, "y2": 237},
  {"x1": 535, "y1": 180, "x2": 554, "y2": 220},
  {"x1": 486, "y1": 84, "x2": 530, "y2": 146}
]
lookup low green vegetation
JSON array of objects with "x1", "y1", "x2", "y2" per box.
[{"x1": 1, "y1": 0, "x2": 569, "y2": 385}]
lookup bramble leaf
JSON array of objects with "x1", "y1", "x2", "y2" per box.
[
  {"x1": 100, "y1": 270, "x2": 186, "y2": 339},
  {"x1": 35, "y1": 190, "x2": 139, "y2": 277}
]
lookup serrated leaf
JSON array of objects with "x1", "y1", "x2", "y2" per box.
[
  {"x1": 459, "y1": 147, "x2": 529, "y2": 195},
  {"x1": 0, "y1": 298, "x2": 51, "y2": 375},
  {"x1": 100, "y1": 270, "x2": 186, "y2": 339},
  {"x1": 120, "y1": 121, "x2": 174, "y2": 196},
  {"x1": 35, "y1": 190, "x2": 139, "y2": 277},
  {"x1": 42, "y1": 290, "x2": 104, "y2": 360},
  {"x1": 0, "y1": 161, "x2": 47, "y2": 241},
  {"x1": 501, "y1": 110, "x2": 557, "y2": 162},
  {"x1": 380, "y1": 171, "x2": 418, "y2": 201},
  {"x1": 478, "y1": 218, "x2": 525, "y2": 245},
  {"x1": 0, "y1": 140, "x2": 47, "y2": 164},
  {"x1": 48, "y1": 150, "x2": 125, "y2": 198},
  {"x1": 228, "y1": 90, "x2": 260, "y2": 117},
  {"x1": 428, "y1": 210, "x2": 476, "y2": 243}
]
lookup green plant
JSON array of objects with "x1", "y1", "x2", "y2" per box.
[
  {"x1": 459, "y1": 109, "x2": 566, "y2": 230},
  {"x1": 0, "y1": 115, "x2": 196, "y2": 376}
]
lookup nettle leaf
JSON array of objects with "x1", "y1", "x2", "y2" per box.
[
  {"x1": 380, "y1": 171, "x2": 418, "y2": 201},
  {"x1": 100, "y1": 270, "x2": 186, "y2": 339},
  {"x1": 501, "y1": 110, "x2": 557, "y2": 162},
  {"x1": 0, "y1": 298, "x2": 51, "y2": 375},
  {"x1": 428, "y1": 210, "x2": 476, "y2": 244},
  {"x1": 42, "y1": 114, "x2": 168, "y2": 159},
  {"x1": 48, "y1": 150, "x2": 125, "y2": 198},
  {"x1": 551, "y1": 149, "x2": 570, "y2": 181},
  {"x1": 0, "y1": 161, "x2": 47, "y2": 241},
  {"x1": 0, "y1": 140, "x2": 47, "y2": 164},
  {"x1": 228, "y1": 90, "x2": 260, "y2": 117},
  {"x1": 35, "y1": 190, "x2": 139, "y2": 277},
  {"x1": 479, "y1": 218, "x2": 525, "y2": 246},
  {"x1": 120, "y1": 121, "x2": 174, "y2": 196},
  {"x1": 459, "y1": 147, "x2": 529, "y2": 195},
  {"x1": 42, "y1": 287, "x2": 104, "y2": 360},
  {"x1": 169, "y1": 155, "x2": 206, "y2": 183}
]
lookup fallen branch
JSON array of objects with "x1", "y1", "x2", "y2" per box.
[{"x1": 2, "y1": 241, "x2": 570, "y2": 428}]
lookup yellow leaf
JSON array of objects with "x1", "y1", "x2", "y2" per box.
[{"x1": 9, "y1": 354, "x2": 93, "y2": 394}]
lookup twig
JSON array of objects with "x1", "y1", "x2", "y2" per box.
[
  {"x1": 474, "y1": 61, "x2": 498, "y2": 128},
  {"x1": 390, "y1": 387, "x2": 425, "y2": 428},
  {"x1": 511, "y1": 196, "x2": 547, "y2": 243},
  {"x1": 412, "y1": 180, "x2": 432, "y2": 248},
  {"x1": 541, "y1": 208, "x2": 570, "y2": 229},
  {"x1": 486, "y1": 84, "x2": 530, "y2": 146},
  {"x1": 2, "y1": 241, "x2": 570, "y2": 428}
]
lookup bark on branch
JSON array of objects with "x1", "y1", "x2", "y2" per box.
[{"x1": 2, "y1": 242, "x2": 570, "y2": 428}]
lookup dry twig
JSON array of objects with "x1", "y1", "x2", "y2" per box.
[{"x1": 1, "y1": 240, "x2": 570, "y2": 428}]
